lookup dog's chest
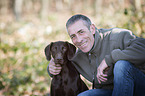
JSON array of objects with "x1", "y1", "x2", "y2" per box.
[
  {"x1": 51, "y1": 66, "x2": 79, "y2": 90},
  {"x1": 51, "y1": 74, "x2": 78, "y2": 96}
]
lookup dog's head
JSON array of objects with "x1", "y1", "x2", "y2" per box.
[{"x1": 44, "y1": 41, "x2": 76, "y2": 65}]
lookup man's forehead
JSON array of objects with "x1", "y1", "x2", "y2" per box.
[
  {"x1": 67, "y1": 21, "x2": 87, "y2": 33},
  {"x1": 68, "y1": 20, "x2": 86, "y2": 28}
]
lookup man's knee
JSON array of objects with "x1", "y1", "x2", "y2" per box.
[
  {"x1": 77, "y1": 92, "x2": 89, "y2": 96},
  {"x1": 114, "y1": 60, "x2": 131, "y2": 75}
]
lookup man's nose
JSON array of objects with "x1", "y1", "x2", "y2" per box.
[{"x1": 76, "y1": 36, "x2": 83, "y2": 43}]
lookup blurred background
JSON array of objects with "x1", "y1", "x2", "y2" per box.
[{"x1": 0, "y1": 0, "x2": 145, "y2": 95}]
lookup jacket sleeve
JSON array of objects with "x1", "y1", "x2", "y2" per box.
[{"x1": 105, "y1": 29, "x2": 145, "y2": 66}]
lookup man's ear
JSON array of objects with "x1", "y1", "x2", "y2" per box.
[
  {"x1": 65, "y1": 42, "x2": 76, "y2": 60},
  {"x1": 90, "y1": 24, "x2": 96, "y2": 34},
  {"x1": 44, "y1": 42, "x2": 53, "y2": 61}
]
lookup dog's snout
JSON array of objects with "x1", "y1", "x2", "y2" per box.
[
  {"x1": 55, "y1": 57, "x2": 63, "y2": 64},
  {"x1": 54, "y1": 53, "x2": 64, "y2": 64},
  {"x1": 56, "y1": 57, "x2": 62, "y2": 61},
  {"x1": 56, "y1": 53, "x2": 63, "y2": 60}
]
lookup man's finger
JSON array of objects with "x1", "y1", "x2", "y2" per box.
[
  {"x1": 97, "y1": 71, "x2": 107, "y2": 83},
  {"x1": 98, "y1": 79, "x2": 101, "y2": 84},
  {"x1": 99, "y1": 76, "x2": 107, "y2": 81},
  {"x1": 55, "y1": 64, "x2": 61, "y2": 67},
  {"x1": 50, "y1": 68, "x2": 61, "y2": 75},
  {"x1": 97, "y1": 73, "x2": 101, "y2": 83},
  {"x1": 97, "y1": 76, "x2": 107, "y2": 83},
  {"x1": 97, "y1": 76, "x2": 101, "y2": 84},
  {"x1": 101, "y1": 73, "x2": 108, "y2": 77},
  {"x1": 99, "y1": 68, "x2": 108, "y2": 77},
  {"x1": 100, "y1": 71, "x2": 107, "y2": 81}
]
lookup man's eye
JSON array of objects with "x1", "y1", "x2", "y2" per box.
[
  {"x1": 71, "y1": 35, "x2": 75, "y2": 39},
  {"x1": 80, "y1": 31, "x2": 84, "y2": 34}
]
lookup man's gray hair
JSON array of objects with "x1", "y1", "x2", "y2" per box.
[{"x1": 66, "y1": 14, "x2": 92, "y2": 30}]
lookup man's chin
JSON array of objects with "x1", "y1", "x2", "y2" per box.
[{"x1": 81, "y1": 48, "x2": 90, "y2": 53}]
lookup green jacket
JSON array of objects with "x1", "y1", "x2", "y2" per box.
[{"x1": 71, "y1": 28, "x2": 145, "y2": 89}]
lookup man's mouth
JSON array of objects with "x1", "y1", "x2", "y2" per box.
[{"x1": 78, "y1": 41, "x2": 87, "y2": 48}]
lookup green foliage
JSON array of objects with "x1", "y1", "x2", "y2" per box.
[{"x1": 0, "y1": 38, "x2": 51, "y2": 95}]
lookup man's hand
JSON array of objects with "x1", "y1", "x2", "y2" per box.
[
  {"x1": 49, "y1": 58, "x2": 62, "y2": 75},
  {"x1": 97, "y1": 59, "x2": 108, "y2": 83}
]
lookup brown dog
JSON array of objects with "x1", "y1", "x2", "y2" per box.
[{"x1": 44, "y1": 41, "x2": 88, "y2": 96}]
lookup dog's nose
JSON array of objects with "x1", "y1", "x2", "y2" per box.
[{"x1": 55, "y1": 53, "x2": 63, "y2": 63}]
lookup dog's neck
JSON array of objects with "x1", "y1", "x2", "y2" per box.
[
  {"x1": 55, "y1": 60, "x2": 77, "y2": 77},
  {"x1": 60, "y1": 60, "x2": 70, "y2": 72}
]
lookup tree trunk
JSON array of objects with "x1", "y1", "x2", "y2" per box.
[
  {"x1": 14, "y1": 0, "x2": 23, "y2": 20},
  {"x1": 41, "y1": 0, "x2": 49, "y2": 21},
  {"x1": 93, "y1": 0, "x2": 102, "y2": 16}
]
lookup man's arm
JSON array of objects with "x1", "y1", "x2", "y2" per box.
[
  {"x1": 98, "y1": 29, "x2": 145, "y2": 83},
  {"x1": 105, "y1": 38, "x2": 145, "y2": 66},
  {"x1": 105, "y1": 29, "x2": 145, "y2": 66}
]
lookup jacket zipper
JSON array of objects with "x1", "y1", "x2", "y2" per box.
[
  {"x1": 89, "y1": 53, "x2": 91, "y2": 64},
  {"x1": 88, "y1": 52, "x2": 95, "y2": 89}
]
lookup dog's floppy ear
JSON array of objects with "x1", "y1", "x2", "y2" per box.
[
  {"x1": 65, "y1": 42, "x2": 76, "y2": 60},
  {"x1": 44, "y1": 42, "x2": 53, "y2": 61}
]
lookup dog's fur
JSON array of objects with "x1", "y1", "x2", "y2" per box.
[{"x1": 44, "y1": 41, "x2": 88, "y2": 96}]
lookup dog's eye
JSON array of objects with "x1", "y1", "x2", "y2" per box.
[
  {"x1": 52, "y1": 47, "x2": 57, "y2": 51},
  {"x1": 55, "y1": 47, "x2": 57, "y2": 50},
  {"x1": 62, "y1": 47, "x2": 66, "y2": 51}
]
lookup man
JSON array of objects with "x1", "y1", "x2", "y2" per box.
[{"x1": 48, "y1": 14, "x2": 145, "y2": 96}]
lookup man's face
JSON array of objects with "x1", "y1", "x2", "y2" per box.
[{"x1": 67, "y1": 20, "x2": 95, "y2": 53}]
